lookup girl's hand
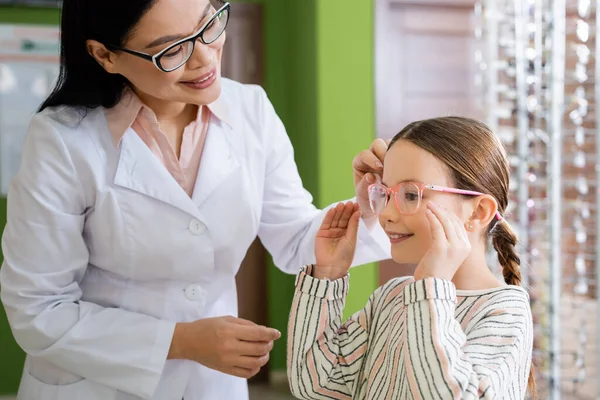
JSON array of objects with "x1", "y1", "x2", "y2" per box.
[
  {"x1": 314, "y1": 202, "x2": 361, "y2": 280},
  {"x1": 414, "y1": 202, "x2": 472, "y2": 282}
]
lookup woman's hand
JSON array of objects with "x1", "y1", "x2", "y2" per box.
[
  {"x1": 353, "y1": 138, "x2": 388, "y2": 222},
  {"x1": 313, "y1": 202, "x2": 361, "y2": 280},
  {"x1": 414, "y1": 202, "x2": 472, "y2": 282},
  {"x1": 169, "y1": 316, "x2": 281, "y2": 379}
]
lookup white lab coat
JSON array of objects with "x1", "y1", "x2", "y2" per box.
[{"x1": 0, "y1": 78, "x2": 390, "y2": 400}]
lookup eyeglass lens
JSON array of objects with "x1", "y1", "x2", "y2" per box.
[
  {"x1": 368, "y1": 183, "x2": 422, "y2": 215},
  {"x1": 157, "y1": 6, "x2": 229, "y2": 71}
]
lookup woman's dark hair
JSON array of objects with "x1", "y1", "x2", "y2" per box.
[{"x1": 39, "y1": 0, "x2": 157, "y2": 111}]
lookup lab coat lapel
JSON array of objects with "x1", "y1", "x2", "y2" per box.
[
  {"x1": 114, "y1": 128, "x2": 201, "y2": 218},
  {"x1": 191, "y1": 116, "x2": 239, "y2": 207}
]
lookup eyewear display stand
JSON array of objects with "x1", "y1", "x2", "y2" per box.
[{"x1": 475, "y1": 0, "x2": 598, "y2": 398}]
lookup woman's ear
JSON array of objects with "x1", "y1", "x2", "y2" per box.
[
  {"x1": 464, "y1": 195, "x2": 498, "y2": 232},
  {"x1": 86, "y1": 39, "x2": 120, "y2": 74}
]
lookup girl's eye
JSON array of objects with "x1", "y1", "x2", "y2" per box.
[{"x1": 404, "y1": 192, "x2": 419, "y2": 202}]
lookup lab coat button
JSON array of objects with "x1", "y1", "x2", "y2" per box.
[
  {"x1": 189, "y1": 219, "x2": 205, "y2": 235},
  {"x1": 184, "y1": 284, "x2": 204, "y2": 301}
]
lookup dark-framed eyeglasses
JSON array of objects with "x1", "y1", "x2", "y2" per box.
[{"x1": 109, "y1": 2, "x2": 230, "y2": 72}]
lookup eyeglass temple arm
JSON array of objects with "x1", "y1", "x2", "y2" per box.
[
  {"x1": 110, "y1": 46, "x2": 153, "y2": 61},
  {"x1": 427, "y1": 185, "x2": 504, "y2": 221}
]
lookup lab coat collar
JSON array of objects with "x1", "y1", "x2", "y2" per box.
[
  {"x1": 105, "y1": 88, "x2": 232, "y2": 148},
  {"x1": 113, "y1": 113, "x2": 239, "y2": 217},
  {"x1": 190, "y1": 114, "x2": 239, "y2": 207}
]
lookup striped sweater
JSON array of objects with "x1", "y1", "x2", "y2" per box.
[{"x1": 287, "y1": 265, "x2": 533, "y2": 399}]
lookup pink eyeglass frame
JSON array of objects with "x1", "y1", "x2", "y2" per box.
[{"x1": 368, "y1": 182, "x2": 503, "y2": 220}]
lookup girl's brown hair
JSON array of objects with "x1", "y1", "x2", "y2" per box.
[{"x1": 388, "y1": 116, "x2": 537, "y2": 398}]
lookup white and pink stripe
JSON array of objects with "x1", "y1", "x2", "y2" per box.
[{"x1": 287, "y1": 265, "x2": 533, "y2": 399}]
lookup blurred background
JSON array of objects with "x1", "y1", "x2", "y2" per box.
[{"x1": 0, "y1": 0, "x2": 598, "y2": 399}]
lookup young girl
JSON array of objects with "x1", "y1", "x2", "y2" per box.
[{"x1": 287, "y1": 117, "x2": 536, "y2": 399}]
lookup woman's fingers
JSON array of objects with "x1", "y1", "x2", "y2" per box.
[
  {"x1": 368, "y1": 138, "x2": 388, "y2": 163},
  {"x1": 235, "y1": 354, "x2": 270, "y2": 372},
  {"x1": 236, "y1": 339, "x2": 274, "y2": 357},
  {"x1": 353, "y1": 150, "x2": 384, "y2": 177},
  {"x1": 235, "y1": 324, "x2": 281, "y2": 342}
]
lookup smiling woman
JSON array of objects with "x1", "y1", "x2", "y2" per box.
[
  {"x1": 0, "y1": 0, "x2": 392, "y2": 399},
  {"x1": 41, "y1": 0, "x2": 229, "y2": 111}
]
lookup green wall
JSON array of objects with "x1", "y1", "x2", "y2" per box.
[
  {"x1": 263, "y1": 0, "x2": 378, "y2": 371},
  {"x1": 262, "y1": 0, "x2": 319, "y2": 372},
  {"x1": 315, "y1": 0, "x2": 378, "y2": 319},
  {"x1": 0, "y1": 6, "x2": 60, "y2": 24},
  {"x1": 0, "y1": 197, "x2": 13, "y2": 394},
  {"x1": 0, "y1": 0, "x2": 378, "y2": 393}
]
